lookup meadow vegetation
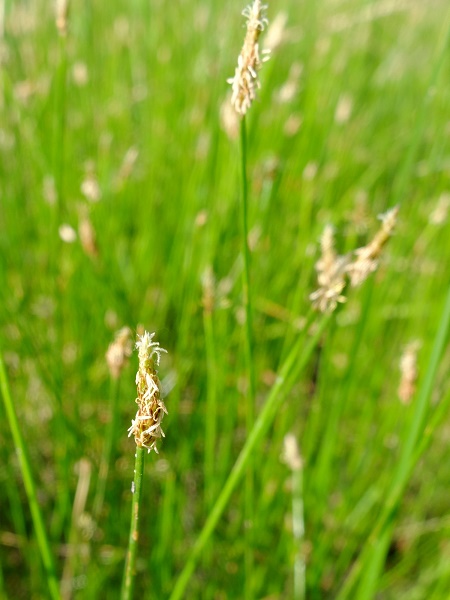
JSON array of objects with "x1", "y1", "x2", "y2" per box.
[{"x1": 1, "y1": 0, "x2": 450, "y2": 598}]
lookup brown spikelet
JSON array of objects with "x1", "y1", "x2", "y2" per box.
[
  {"x1": 55, "y1": 0, "x2": 70, "y2": 36},
  {"x1": 310, "y1": 207, "x2": 399, "y2": 313},
  {"x1": 398, "y1": 341, "x2": 420, "y2": 405},
  {"x1": 105, "y1": 327, "x2": 133, "y2": 379},
  {"x1": 347, "y1": 206, "x2": 399, "y2": 287},
  {"x1": 309, "y1": 225, "x2": 349, "y2": 313},
  {"x1": 78, "y1": 213, "x2": 99, "y2": 259},
  {"x1": 127, "y1": 332, "x2": 167, "y2": 453},
  {"x1": 228, "y1": 0, "x2": 270, "y2": 116}
]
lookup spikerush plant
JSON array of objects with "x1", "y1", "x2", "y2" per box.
[
  {"x1": 121, "y1": 331, "x2": 167, "y2": 600},
  {"x1": 226, "y1": 3, "x2": 270, "y2": 596}
]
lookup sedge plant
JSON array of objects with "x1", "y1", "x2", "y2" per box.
[
  {"x1": 121, "y1": 332, "x2": 167, "y2": 600},
  {"x1": 227, "y1": 2, "x2": 270, "y2": 595}
]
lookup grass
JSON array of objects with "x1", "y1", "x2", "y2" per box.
[{"x1": 1, "y1": 0, "x2": 450, "y2": 598}]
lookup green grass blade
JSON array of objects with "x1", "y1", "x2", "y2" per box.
[
  {"x1": 0, "y1": 355, "x2": 60, "y2": 600},
  {"x1": 169, "y1": 311, "x2": 332, "y2": 600},
  {"x1": 338, "y1": 282, "x2": 450, "y2": 599}
]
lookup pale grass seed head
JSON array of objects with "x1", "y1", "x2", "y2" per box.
[
  {"x1": 347, "y1": 205, "x2": 399, "y2": 287},
  {"x1": 55, "y1": 0, "x2": 70, "y2": 35},
  {"x1": 78, "y1": 211, "x2": 99, "y2": 259},
  {"x1": 228, "y1": 0, "x2": 270, "y2": 116},
  {"x1": 128, "y1": 332, "x2": 168, "y2": 453},
  {"x1": 309, "y1": 225, "x2": 349, "y2": 314},
  {"x1": 282, "y1": 433, "x2": 303, "y2": 472},
  {"x1": 310, "y1": 206, "x2": 399, "y2": 313},
  {"x1": 105, "y1": 326, "x2": 133, "y2": 379},
  {"x1": 398, "y1": 341, "x2": 420, "y2": 405}
]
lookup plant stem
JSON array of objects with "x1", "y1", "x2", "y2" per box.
[
  {"x1": 50, "y1": 27, "x2": 71, "y2": 542},
  {"x1": 239, "y1": 115, "x2": 257, "y2": 599},
  {"x1": 203, "y1": 302, "x2": 218, "y2": 511},
  {"x1": 0, "y1": 354, "x2": 60, "y2": 600},
  {"x1": 169, "y1": 312, "x2": 332, "y2": 600},
  {"x1": 292, "y1": 461, "x2": 306, "y2": 600},
  {"x1": 121, "y1": 446, "x2": 146, "y2": 600}
]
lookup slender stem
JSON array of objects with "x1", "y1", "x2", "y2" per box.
[
  {"x1": 292, "y1": 463, "x2": 306, "y2": 600},
  {"x1": 203, "y1": 304, "x2": 218, "y2": 511},
  {"x1": 239, "y1": 118, "x2": 256, "y2": 403},
  {"x1": 169, "y1": 312, "x2": 332, "y2": 600},
  {"x1": 50, "y1": 29, "x2": 71, "y2": 542},
  {"x1": 121, "y1": 446, "x2": 146, "y2": 600},
  {"x1": 239, "y1": 115, "x2": 256, "y2": 600},
  {"x1": 0, "y1": 354, "x2": 60, "y2": 600}
]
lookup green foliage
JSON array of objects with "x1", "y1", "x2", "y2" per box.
[{"x1": 1, "y1": 0, "x2": 450, "y2": 598}]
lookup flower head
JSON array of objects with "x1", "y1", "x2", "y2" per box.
[
  {"x1": 106, "y1": 326, "x2": 133, "y2": 379},
  {"x1": 128, "y1": 332, "x2": 167, "y2": 453},
  {"x1": 310, "y1": 207, "x2": 399, "y2": 313},
  {"x1": 309, "y1": 225, "x2": 349, "y2": 313},
  {"x1": 398, "y1": 341, "x2": 420, "y2": 405},
  {"x1": 228, "y1": 0, "x2": 270, "y2": 116},
  {"x1": 347, "y1": 206, "x2": 399, "y2": 287}
]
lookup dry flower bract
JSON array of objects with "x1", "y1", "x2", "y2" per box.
[
  {"x1": 228, "y1": 0, "x2": 270, "y2": 116},
  {"x1": 128, "y1": 332, "x2": 167, "y2": 453}
]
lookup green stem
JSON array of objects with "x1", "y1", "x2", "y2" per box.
[
  {"x1": 121, "y1": 446, "x2": 146, "y2": 600},
  {"x1": 169, "y1": 312, "x2": 332, "y2": 600},
  {"x1": 50, "y1": 28, "x2": 71, "y2": 542},
  {"x1": 0, "y1": 354, "x2": 60, "y2": 600},
  {"x1": 239, "y1": 116, "x2": 256, "y2": 599},
  {"x1": 203, "y1": 303, "x2": 218, "y2": 510},
  {"x1": 292, "y1": 462, "x2": 306, "y2": 600}
]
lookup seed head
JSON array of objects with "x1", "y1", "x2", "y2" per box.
[
  {"x1": 55, "y1": 0, "x2": 70, "y2": 36},
  {"x1": 282, "y1": 433, "x2": 303, "y2": 472},
  {"x1": 128, "y1": 332, "x2": 168, "y2": 453},
  {"x1": 347, "y1": 206, "x2": 399, "y2": 287},
  {"x1": 310, "y1": 207, "x2": 399, "y2": 313},
  {"x1": 228, "y1": 0, "x2": 270, "y2": 116},
  {"x1": 309, "y1": 225, "x2": 349, "y2": 313},
  {"x1": 398, "y1": 341, "x2": 420, "y2": 405},
  {"x1": 106, "y1": 327, "x2": 133, "y2": 379}
]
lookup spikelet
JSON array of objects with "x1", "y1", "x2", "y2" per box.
[
  {"x1": 309, "y1": 225, "x2": 349, "y2": 313},
  {"x1": 282, "y1": 433, "x2": 303, "y2": 472},
  {"x1": 128, "y1": 332, "x2": 167, "y2": 453},
  {"x1": 228, "y1": 1, "x2": 270, "y2": 116},
  {"x1": 78, "y1": 212, "x2": 99, "y2": 259},
  {"x1": 398, "y1": 341, "x2": 420, "y2": 405},
  {"x1": 310, "y1": 207, "x2": 399, "y2": 313},
  {"x1": 55, "y1": 0, "x2": 70, "y2": 36},
  {"x1": 105, "y1": 327, "x2": 132, "y2": 379},
  {"x1": 347, "y1": 206, "x2": 399, "y2": 287}
]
